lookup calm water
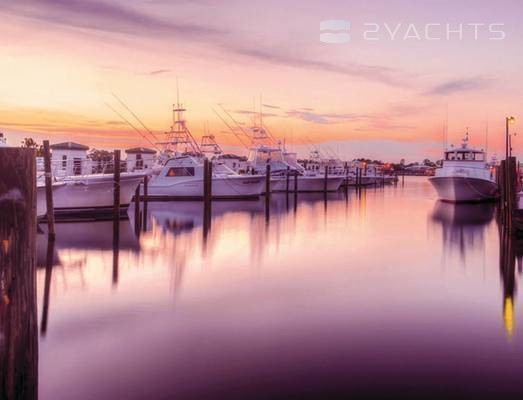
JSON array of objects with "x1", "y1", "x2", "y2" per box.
[{"x1": 35, "y1": 177, "x2": 523, "y2": 399}]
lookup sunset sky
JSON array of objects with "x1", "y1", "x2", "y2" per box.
[{"x1": 1, "y1": 0, "x2": 522, "y2": 161}]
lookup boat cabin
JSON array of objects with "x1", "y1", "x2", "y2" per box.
[
  {"x1": 247, "y1": 145, "x2": 291, "y2": 173},
  {"x1": 444, "y1": 149, "x2": 485, "y2": 162},
  {"x1": 125, "y1": 147, "x2": 156, "y2": 171},
  {"x1": 50, "y1": 142, "x2": 90, "y2": 176}
]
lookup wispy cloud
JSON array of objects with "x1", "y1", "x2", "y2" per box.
[
  {"x1": 425, "y1": 77, "x2": 491, "y2": 96},
  {"x1": 148, "y1": 69, "x2": 172, "y2": 76},
  {"x1": 2, "y1": 0, "x2": 222, "y2": 37},
  {"x1": 230, "y1": 47, "x2": 405, "y2": 87},
  {"x1": 286, "y1": 109, "x2": 369, "y2": 125}
]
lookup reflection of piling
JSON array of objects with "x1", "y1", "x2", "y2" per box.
[
  {"x1": 0, "y1": 147, "x2": 38, "y2": 400},
  {"x1": 41, "y1": 238, "x2": 55, "y2": 336},
  {"x1": 112, "y1": 218, "x2": 120, "y2": 286},
  {"x1": 43, "y1": 140, "x2": 56, "y2": 238},
  {"x1": 499, "y1": 225, "x2": 517, "y2": 338}
]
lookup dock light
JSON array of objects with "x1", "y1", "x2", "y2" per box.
[
  {"x1": 508, "y1": 116, "x2": 516, "y2": 124},
  {"x1": 506, "y1": 116, "x2": 516, "y2": 161}
]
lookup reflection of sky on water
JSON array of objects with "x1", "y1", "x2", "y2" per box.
[{"x1": 35, "y1": 178, "x2": 523, "y2": 399}]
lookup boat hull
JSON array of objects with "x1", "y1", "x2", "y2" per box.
[
  {"x1": 429, "y1": 176, "x2": 499, "y2": 202},
  {"x1": 145, "y1": 175, "x2": 264, "y2": 200},
  {"x1": 37, "y1": 174, "x2": 143, "y2": 217},
  {"x1": 269, "y1": 176, "x2": 343, "y2": 193}
]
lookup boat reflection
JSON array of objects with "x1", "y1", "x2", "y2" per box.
[{"x1": 430, "y1": 201, "x2": 496, "y2": 259}]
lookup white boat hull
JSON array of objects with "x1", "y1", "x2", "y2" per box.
[
  {"x1": 268, "y1": 176, "x2": 343, "y2": 193},
  {"x1": 37, "y1": 174, "x2": 143, "y2": 217},
  {"x1": 429, "y1": 176, "x2": 499, "y2": 202},
  {"x1": 146, "y1": 175, "x2": 264, "y2": 200}
]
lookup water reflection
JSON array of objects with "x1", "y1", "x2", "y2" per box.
[
  {"x1": 34, "y1": 180, "x2": 523, "y2": 399},
  {"x1": 430, "y1": 201, "x2": 495, "y2": 259}
]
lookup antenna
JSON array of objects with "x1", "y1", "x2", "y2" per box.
[
  {"x1": 105, "y1": 102, "x2": 160, "y2": 151},
  {"x1": 111, "y1": 93, "x2": 160, "y2": 142}
]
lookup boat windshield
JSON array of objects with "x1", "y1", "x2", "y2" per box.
[{"x1": 445, "y1": 151, "x2": 484, "y2": 161}]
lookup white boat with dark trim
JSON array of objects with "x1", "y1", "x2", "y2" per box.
[
  {"x1": 37, "y1": 172, "x2": 145, "y2": 217},
  {"x1": 145, "y1": 155, "x2": 264, "y2": 200},
  {"x1": 429, "y1": 133, "x2": 498, "y2": 202}
]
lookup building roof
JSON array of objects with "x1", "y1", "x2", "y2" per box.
[
  {"x1": 50, "y1": 142, "x2": 89, "y2": 151},
  {"x1": 125, "y1": 147, "x2": 157, "y2": 155}
]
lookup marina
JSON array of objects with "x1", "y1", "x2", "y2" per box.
[
  {"x1": 5, "y1": 174, "x2": 523, "y2": 398},
  {"x1": 1, "y1": 1, "x2": 522, "y2": 397}
]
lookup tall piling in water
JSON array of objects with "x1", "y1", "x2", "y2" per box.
[
  {"x1": 203, "y1": 159, "x2": 212, "y2": 237},
  {"x1": 265, "y1": 164, "x2": 271, "y2": 211},
  {"x1": 42, "y1": 140, "x2": 55, "y2": 238},
  {"x1": 113, "y1": 150, "x2": 121, "y2": 222},
  {"x1": 0, "y1": 147, "x2": 38, "y2": 400}
]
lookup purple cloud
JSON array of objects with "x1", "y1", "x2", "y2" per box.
[{"x1": 425, "y1": 77, "x2": 491, "y2": 96}]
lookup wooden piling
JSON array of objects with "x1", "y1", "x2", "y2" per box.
[
  {"x1": 203, "y1": 159, "x2": 212, "y2": 238},
  {"x1": 134, "y1": 184, "x2": 141, "y2": 235},
  {"x1": 113, "y1": 150, "x2": 121, "y2": 222},
  {"x1": 0, "y1": 147, "x2": 38, "y2": 400},
  {"x1": 43, "y1": 140, "x2": 56, "y2": 238},
  {"x1": 286, "y1": 166, "x2": 290, "y2": 194},
  {"x1": 265, "y1": 164, "x2": 271, "y2": 212},
  {"x1": 294, "y1": 170, "x2": 298, "y2": 194},
  {"x1": 324, "y1": 166, "x2": 328, "y2": 194},
  {"x1": 142, "y1": 175, "x2": 148, "y2": 231}
]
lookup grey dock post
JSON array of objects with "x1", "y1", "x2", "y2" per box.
[
  {"x1": 43, "y1": 140, "x2": 55, "y2": 238},
  {"x1": 265, "y1": 164, "x2": 271, "y2": 198},
  {"x1": 113, "y1": 150, "x2": 121, "y2": 221},
  {"x1": 134, "y1": 184, "x2": 141, "y2": 235},
  {"x1": 142, "y1": 175, "x2": 148, "y2": 231},
  {"x1": 0, "y1": 147, "x2": 38, "y2": 400},
  {"x1": 324, "y1": 166, "x2": 328, "y2": 194},
  {"x1": 203, "y1": 158, "x2": 212, "y2": 233},
  {"x1": 286, "y1": 166, "x2": 290, "y2": 194}
]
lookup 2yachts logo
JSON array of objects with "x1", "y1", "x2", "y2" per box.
[
  {"x1": 320, "y1": 20, "x2": 351, "y2": 43},
  {"x1": 320, "y1": 20, "x2": 506, "y2": 43}
]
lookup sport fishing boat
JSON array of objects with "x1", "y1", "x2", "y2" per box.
[
  {"x1": 429, "y1": 133, "x2": 498, "y2": 202},
  {"x1": 245, "y1": 139, "x2": 343, "y2": 192},
  {"x1": 37, "y1": 172, "x2": 145, "y2": 217},
  {"x1": 145, "y1": 155, "x2": 264, "y2": 200},
  {"x1": 145, "y1": 101, "x2": 265, "y2": 200}
]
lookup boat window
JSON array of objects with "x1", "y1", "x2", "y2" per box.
[
  {"x1": 475, "y1": 153, "x2": 485, "y2": 161},
  {"x1": 166, "y1": 167, "x2": 195, "y2": 177}
]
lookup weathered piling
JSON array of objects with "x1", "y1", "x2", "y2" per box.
[
  {"x1": 142, "y1": 175, "x2": 148, "y2": 231},
  {"x1": 286, "y1": 166, "x2": 290, "y2": 194},
  {"x1": 294, "y1": 171, "x2": 298, "y2": 194},
  {"x1": 43, "y1": 140, "x2": 55, "y2": 238},
  {"x1": 0, "y1": 147, "x2": 38, "y2": 400},
  {"x1": 134, "y1": 185, "x2": 141, "y2": 235},
  {"x1": 203, "y1": 159, "x2": 212, "y2": 236},
  {"x1": 324, "y1": 166, "x2": 328, "y2": 194},
  {"x1": 265, "y1": 164, "x2": 271, "y2": 213},
  {"x1": 113, "y1": 150, "x2": 121, "y2": 222}
]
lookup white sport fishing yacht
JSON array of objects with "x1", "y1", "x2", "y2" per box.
[
  {"x1": 245, "y1": 126, "x2": 343, "y2": 192},
  {"x1": 429, "y1": 133, "x2": 498, "y2": 202},
  {"x1": 37, "y1": 170, "x2": 145, "y2": 217},
  {"x1": 145, "y1": 102, "x2": 265, "y2": 200}
]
